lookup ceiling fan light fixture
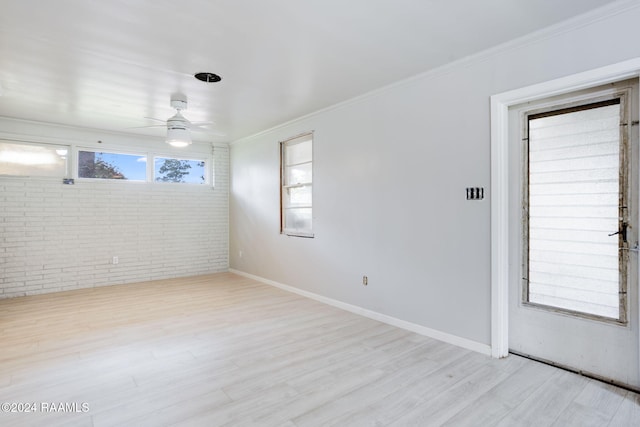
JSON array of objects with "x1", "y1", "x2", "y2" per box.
[{"x1": 166, "y1": 127, "x2": 192, "y2": 147}]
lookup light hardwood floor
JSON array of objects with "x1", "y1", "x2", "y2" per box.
[{"x1": 0, "y1": 272, "x2": 638, "y2": 426}]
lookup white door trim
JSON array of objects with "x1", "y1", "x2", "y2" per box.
[{"x1": 490, "y1": 58, "x2": 640, "y2": 358}]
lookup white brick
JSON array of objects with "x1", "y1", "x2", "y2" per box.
[{"x1": 1, "y1": 148, "x2": 229, "y2": 298}]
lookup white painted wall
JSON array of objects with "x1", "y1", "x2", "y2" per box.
[
  {"x1": 0, "y1": 119, "x2": 229, "y2": 298},
  {"x1": 229, "y1": 2, "x2": 640, "y2": 346}
]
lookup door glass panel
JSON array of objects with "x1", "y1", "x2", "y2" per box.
[{"x1": 527, "y1": 101, "x2": 622, "y2": 320}]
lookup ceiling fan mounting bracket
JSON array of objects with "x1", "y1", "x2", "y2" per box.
[{"x1": 170, "y1": 95, "x2": 188, "y2": 111}]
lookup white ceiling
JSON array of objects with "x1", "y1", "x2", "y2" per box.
[{"x1": 0, "y1": 0, "x2": 620, "y2": 143}]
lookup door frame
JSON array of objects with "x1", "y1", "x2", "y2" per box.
[{"x1": 490, "y1": 58, "x2": 640, "y2": 358}]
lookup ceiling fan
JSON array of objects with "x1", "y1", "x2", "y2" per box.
[{"x1": 136, "y1": 95, "x2": 223, "y2": 147}]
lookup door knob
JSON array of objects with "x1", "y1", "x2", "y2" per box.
[{"x1": 609, "y1": 222, "x2": 628, "y2": 243}]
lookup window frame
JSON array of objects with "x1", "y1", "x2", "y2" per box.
[
  {"x1": 280, "y1": 132, "x2": 314, "y2": 238},
  {"x1": 0, "y1": 137, "x2": 215, "y2": 186},
  {"x1": 73, "y1": 146, "x2": 213, "y2": 186}
]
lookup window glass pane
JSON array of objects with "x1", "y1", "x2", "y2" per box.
[
  {"x1": 285, "y1": 139, "x2": 312, "y2": 165},
  {"x1": 528, "y1": 102, "x2": 621, "y2": 319},
  {"x1": 286, "y1": 185, "x2": 312, "y2": 207},
  {"x1": 78, "y1": 151, "x2": 146, "y2": 180},
  {"x1": 0, "y1": 141, "x2": 68, "y2": 177},
  {"x1": 154, "y1": 157, "x2": 206, "y2": 184},
  {"x1": 285, "y1": 162, "x2": 312, "y2": 185},
  {"x1": 284, "y1": 208, "x2": 312, "y2": 233}
]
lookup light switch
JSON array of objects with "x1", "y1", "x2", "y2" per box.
[{"x1": 466, "y1": 187, "x2": 484, "y2": 200}]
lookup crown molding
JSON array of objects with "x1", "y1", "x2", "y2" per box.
[{"x1": 232, "y1": 0, "x2": 640, "y2": 145}]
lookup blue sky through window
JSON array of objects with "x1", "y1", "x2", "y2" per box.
[
  {"x1": 97, "y1": 152, "x2": 147, "y2": 180},
  {"x1": 78, "y1": 151, "x2": 206, "y2": 183}
]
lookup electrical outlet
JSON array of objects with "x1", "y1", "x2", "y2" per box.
[
  {"x1": 239, "y1": 250, "x2": 243, "y2": 258},
  {"x1": 112, "y1": 256, "x2": 119, "y2": 265},
  {"x1": 362, "y1": 275, "x2": 368, "y2": 286}
]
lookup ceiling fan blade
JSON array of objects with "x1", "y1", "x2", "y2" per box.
[
  {"x1": 127, "y1": 124, "x2": 167, "y2": 129},
  {"x1": 191, "y1": 120, "x2": 215, "y2": 126},
  {"x1": 127, "y1": 116, "x2": 168, "y2": 129},
  {"x1": 191, "y1": 125, "x2": 217, "y2": 131},
  {"x1": 143, "y1": 116, "x2": 167, "y2": 123},
  {"x1": 192, "y1": 128, "x2": 227, "y2": 136}
]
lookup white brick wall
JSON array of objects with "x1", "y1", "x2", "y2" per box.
[{"x1": 0, "y1": 144, "x2": 229, "y2": 298}]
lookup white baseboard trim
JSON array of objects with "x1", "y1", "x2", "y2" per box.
[{"x1": 229, "y1": 269, "x2": 491, "y2": 356}]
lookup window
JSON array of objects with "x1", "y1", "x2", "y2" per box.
[
  {"x1": 76, "y1": 149, "x2": 211, "y2": 185},
  {"x1": 78, "y1": 150, "x2": 146, "y2": 181},
  {"x1": 0, "y1": 141, "x2": 69, "y2": 177},
  {"x1": 281, "y1": 133, "x2": 313, "y2": 237},
  {"x1": 154, "y1": 157, "x2": 206, "y2": 184}
]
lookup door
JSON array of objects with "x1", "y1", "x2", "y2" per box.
[{"x1": 508, "y1": 79, "x2": 640, "y2": 389}]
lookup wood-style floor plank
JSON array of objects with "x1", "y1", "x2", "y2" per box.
[
  {"x1": 609, "y1": 391, "x2": 640, "y2": 427},
  {"x1": 494, "y1": 369, "x2": 589, "y2": 427},
  {"x1": 0, "y1": 272, "x2": 638, "y2": 426}
]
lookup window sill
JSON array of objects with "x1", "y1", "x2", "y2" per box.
[{"x1": 283, "y1": 230, "x2": 314, "y2": 238}]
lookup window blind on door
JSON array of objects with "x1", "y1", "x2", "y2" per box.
[{"x1": 527, "y1": 101, "x2": 622, "y2": 319}]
